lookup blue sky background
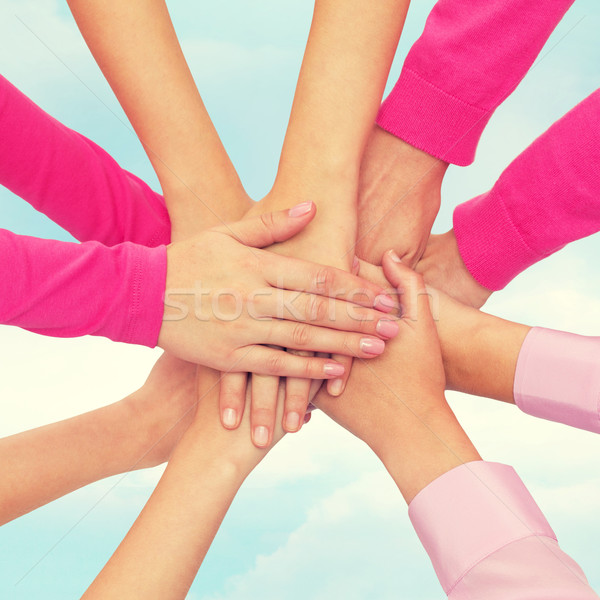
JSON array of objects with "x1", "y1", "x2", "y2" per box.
[{"x1": 0, "y1": 1, "x2": 599, "y2": 598}]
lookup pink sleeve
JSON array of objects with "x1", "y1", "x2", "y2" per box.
[
  {"x1": 409, "y1": 461, "x2": 598, "y2": 599},
  {"x1": 0, "y1": 74, "x2": 170, "y2": 247},
  {"x1": 453, "y1": 90, "x2": 600, "y2": 291},
  {"x1": 514, "y1": 327, "x2": 600, "y2": 434},
  {"x1": 376, "y1": 0, "x2": 573, "y2": 166},
  {"x1": 0, "y1": 228, "x2": 166, "y2": 347}
]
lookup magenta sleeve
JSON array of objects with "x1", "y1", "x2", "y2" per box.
[
  {"x1": 514, "y1": 327, "x2": 600, "y2": 434},
  {"x1": 453, "y1": 90, "x2": 600, "y2": 290},
  {"x1": 0, "y1": 229, "x2": 166, "y2": 347},
  {"x1": 376, "y1": 0, "x2": 574, "y2": 166},
  {"x1": 0, "y1": 74, "x2": 171, "y2": 247},
  {"x1": 409, "y1": 461, "x2": 597, "y2": 598}
]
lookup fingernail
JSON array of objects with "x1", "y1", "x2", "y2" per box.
[
  {"x1": 352, "y1": 256, "x2": 359, "y2": 273},
  {"x1": 374, "y1": 294, "x2": 396, "y2": 312},
  {"x1": 389, "y1": 249, "x2": 402, "y2": 263},
  {"x1": 360, "y1": 337, "x2": 385, "y2": 355},
  {"x1": 285, "y1": 412, "x2": 301, "y2": 432},
  {"x1": 329, "y1": 378, "x2": 344, "y2": 396},
  {"x1": 222, "y1": 408, "x2": 237, "y2": 428},
  {"x1": 324, "y1": 362, "x2": 345, "y2": 377},
  {"x1": 288, "y1": 201, "x2": 313, "y2": 217},
  {"x1": 253, "y1": 425, "x2": 269, "y2": 447},
  {"x1": 376, "y1": 319, "x2": 399, "y2": 339}
]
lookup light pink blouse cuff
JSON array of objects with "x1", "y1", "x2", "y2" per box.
[
  {"x1": 514, "y1": 327, "x2": 600, "y2": 434},
  {"x1": 408, "y1": 461, "x2": 556, "y2": 595}
]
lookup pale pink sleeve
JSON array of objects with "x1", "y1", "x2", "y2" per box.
[
  {"x1": 453, "y1": 90, "x2": 600, "y2": 291},
  {"x1": 514, "y1": 327, "x2": 600, "y2": 434},
  {"x1": 376, "y1": 0, "x2": 573, "y2": 166},
  {"x1": 409, "y1": 461, "x2": 598, "y2": 599},
  {"x1": 0, "y1": 228, "x2": 166, "y2": 347},
  {"x1": 0, "y1": 74, "x2": 170, "y2": 247}
]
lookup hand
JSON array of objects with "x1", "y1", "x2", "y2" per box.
[
  {"x1": 415, "y1": 229, "x2": 492, "y2": 309},
  {"x1": 314, "y1": 251, "x2": 479, "y2": 502},
  {"x1": 315, "y1": 250, "x2": 446, "y2": 451},
  {"x1": 158, "y1": 203, "x2": 396, "y2": 377},
  {"x1": 231, "y1": 191, "x2": 390, "y2": 448},
  {"x1": 356, "y1": 126, "x2": 447, "y2": 267}
]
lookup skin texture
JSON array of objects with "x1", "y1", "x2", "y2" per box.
[
  {"x1": 356, "y1": 126, "x2": 448, "y2": 267},
  {"x1": 158, "y1": 206, "x2": 395, "y2": 373},
  {"x1": 240, "y1": 0, "x2": 411, "y2": 446}
]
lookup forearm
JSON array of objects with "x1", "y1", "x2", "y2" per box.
[
  {"x1": 83, "y1": 427, "x2": 244, "y2": 599},
  {"x1": 436, "y1": 293, "x2": 530, "y2": 403},
  {"x1": 271, "y1": 0, "x2": 409, "y2": 215},
  {"x1": 314, "y1": 337, "x2": 480, "y2": 504},
  {"x1": 0, "y1": 396, "x2": 149, "y2": 525},
  {"x1": 67, "y1": 0, "x2": 246, "y2": 238}
]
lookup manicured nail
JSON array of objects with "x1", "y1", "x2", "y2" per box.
[
  {"x1": 285, "y1": 411, "x2": 301, "y2": 432},
  {"x1": 329, "y1": 378, "x2": 344, "y2": 396},
  {"x1": 352, "y1": 256, "x2": 359, "y2": 274},
  {"x1": 324, "y1": 362, "x2": 345, "y2": 377},
  {"x1": 376, "y1": 319, "x2": 399, "y2": 339},
  {"x1": 374, "y1": 294, "x2": 396, "y2": 312},
  {"x1": 389, "y1": 249, "x2": 402, "y2": 263},
  {"x1": 253, "y1": 425, "x2": 269, "y2": 447},
  {"x1": 288, "y1": 201, "x2": 313, "y2": 217},
  {"x1": 360, "y1": 337, "x2": 385, "y2": 355},
  {"x1": 222, "y1": 408, "x2": 237, "y2": 428}
]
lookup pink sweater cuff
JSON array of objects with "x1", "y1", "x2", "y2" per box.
[
  {"x1": 453, "y1": 191, "x2": 544, "y2": 291},
  {"x1": 514, "y1": 327, "x2": 600, "y2": 434},
  {"x1": 376, "y1": 68, "x2": 491, "y2": 167},
  {"x1": 408, "y1": 461, "x2": 556, "y2": 595}
]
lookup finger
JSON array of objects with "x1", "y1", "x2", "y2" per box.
[
  {"x1": 250, "y1": 373, "x2": 280, "y2": 448},
  {"x1": 252, "y1": 291, "x2": 399, "y2": 339},
  {"x1": 262, "y1": 258, "x2": 395, "y2": 312},
  {"x1": 352, "y1": 256, "x2": 360, "y2": 276},
  {"x1": 326, "y1": 354, "x2": 353, "y2": 397},
  {"x1": 219, "y1": 372, "x2": 247, "y2": 429},
  {"x1": 262, "y1": 322, "x2": 387, "y2": 358},
  {"x1": 235, "y1": 345, "x2": 346, "y2": 379},
  {"x1": 217, "y1": 202, "x2": 316, "y2": 247},
  {"x1": 283, "y1": 350, "x2": 313, "y2": 433},
  {"x1": 381, "y1": 250, "x2": 432, "y2": 322}
]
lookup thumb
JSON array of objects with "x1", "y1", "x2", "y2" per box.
[
  {"x1": 222, "y1": 202, "x2": 316, "y2": 248},
  {"x1": 381, "y1": 249, "x2": 431, "y2": 322}
]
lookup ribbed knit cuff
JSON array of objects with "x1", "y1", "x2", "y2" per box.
[
  {"x1": 120, "y1": 243, "x2": 167, "y2": 348},
  {"x1": 408, "y1": 461, "x2": 556, "y2": 595},
  {"x1": 515, "y1": 327, "x2": 600, "y2": 434},
  {"x1": 453, "y1": 191, "x2": 544, "y2": 291},
  {"x1": 376, "y1": 68, "x2": 493, "y2": 167}
]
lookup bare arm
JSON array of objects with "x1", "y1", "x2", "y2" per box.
[
  {"x1": 67, "y1": 0, "x2": 249, "y2": 239},
  {"x1": 0, "y1": 354, "x2": 197, "y2": 526}
]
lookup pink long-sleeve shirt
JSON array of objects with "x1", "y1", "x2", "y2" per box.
[
  {"x1": 514, "y1": 327, "x2": 600, "y2": 434},
  {"x1": 376, "y1": 0, "x2": 600, "y2": 291},
  {"x1": 0, "y1": 74, "x2": 170, "y2": 346},
  {"x1": 377, "y1": 0, "x2": 574, "y2": 166},
  {"x1": 410, "y1": 461, "x2": 599, "y2": 599}
]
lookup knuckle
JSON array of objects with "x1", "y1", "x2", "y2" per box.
[
  {"x1": 260, "y1": 211, "x2": 277, "y2": 232},
  {"x1": 286, "y1": 393, "x2": 309, "y2": 410},
  {"x1": 265, "y1": 352, "x2": 286, "y2": 375},
  {"x1": 291, "y1": 323, "x2": 312, "y2": 347},
  {"x1": 313, "y1": 267, "x2": 334, "y2": 295},
  {"x1": 307, "y1": 294, "x2": 328, "y2": 323}
]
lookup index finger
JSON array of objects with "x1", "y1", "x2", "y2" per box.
[{"x1": 262, "y1": 255, "x2": 395, "y2": 312}]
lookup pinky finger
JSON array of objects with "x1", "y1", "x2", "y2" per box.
[{"x1": 219, "y1": 372, "x2": 247, "y2": 429}]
